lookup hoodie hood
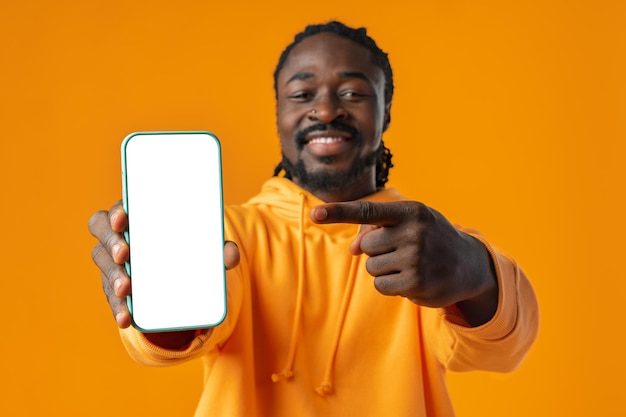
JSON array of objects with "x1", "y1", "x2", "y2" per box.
[{"x1": 248, "y1": 177, "x2": 406, "y2": 219}]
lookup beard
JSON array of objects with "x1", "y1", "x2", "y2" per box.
[{"x1": 279, "y1": 150, "x2": 379, "y2": 194}]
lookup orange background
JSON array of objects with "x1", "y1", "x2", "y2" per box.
[{"x1": 1, "y1": 1, "x2": 624, "y2": 416}]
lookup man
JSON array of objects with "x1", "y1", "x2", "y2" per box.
[{"x1": 89, "y1": 21, "x2": 539, "y2": 416}]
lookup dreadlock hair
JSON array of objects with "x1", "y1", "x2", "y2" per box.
[{"x1": 272, "y1": 20, "x2": 395, "y2": 188}]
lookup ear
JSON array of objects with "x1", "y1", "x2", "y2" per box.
[{"x1": 382, "y1": 102, "x2": 392, "y2": 132}]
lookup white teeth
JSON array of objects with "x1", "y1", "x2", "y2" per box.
[{"x1": 308, "y1": 137, "x2": 344, "y2": 144}]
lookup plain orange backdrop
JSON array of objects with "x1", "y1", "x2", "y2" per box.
[{"x1": 1, "y1": 1, "x2": 624, "y2": 416}]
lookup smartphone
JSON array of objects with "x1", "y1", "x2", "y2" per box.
[{"x1": 121, "y1": 131, "x2": 226, "y2": 332}]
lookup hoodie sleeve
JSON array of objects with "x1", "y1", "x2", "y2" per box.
[
  {"x1": 118, "y1": 265, "x2": 244, "y2": 367},
  {"x1": 117, "y1": 206, "x2": 253, "y2": 367},
  {"x1": 423, "y1": 231, "x2": 540, "y2": 373}
]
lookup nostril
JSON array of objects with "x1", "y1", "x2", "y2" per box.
[
  {"x1": 310, "y1": 106, "x2": 347, "y2": 122},
  {"x1": 335, "y1": 109, "x2": 348, "y2": 118}
]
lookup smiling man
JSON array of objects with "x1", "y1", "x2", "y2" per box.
[{"x1": 89, "y1": 21, "x2": 539, "y2": 417}]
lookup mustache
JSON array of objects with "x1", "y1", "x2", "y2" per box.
[{"x1": 295, "y1": 122, "x2": 361, "y2": 150}]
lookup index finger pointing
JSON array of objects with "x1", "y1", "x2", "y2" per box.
[{"x1": 311, "y1": 201, "x2": 404, "y2": 226}]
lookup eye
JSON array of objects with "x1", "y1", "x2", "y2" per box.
[
  {"x1": 289, "y1": 91, "x2": 314, "y2": 102},
  {"x1": 339, "y1": 90, "x2": 368, "y2": 101}
]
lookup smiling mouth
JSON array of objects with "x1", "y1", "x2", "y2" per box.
[
  {"x1": 306, "y1": 136, "x2": 348, "y2": 145},
  {"x1": 303, "y1": 133, "x2": 353, "y2": 159},
  {"x1": 304, "y1": 129, "x2": 352, "y2": 144},
  {"x1": 295, "y1": 123, "x2": 361, "y2": 150}
]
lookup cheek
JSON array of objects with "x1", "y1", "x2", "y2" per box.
[
  {"x1": 276, "y1": 105, "x2": 300, "y2": 136},
  {"x1": 277, "y1": 114, "x2": 299, "y2": 157},
  {"x1": 359, "y1": 105, "x2": 385, "y2": 138},
  {"x1": 277, "y1": 135, "x2": 294, "y2": 159}
]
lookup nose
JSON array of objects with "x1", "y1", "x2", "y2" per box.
[{"x1": 308, "y1": 94, "x2": 347, "y2": 123}]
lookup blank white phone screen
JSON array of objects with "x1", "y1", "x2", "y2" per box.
[{"x1": 122, "y1": 132, "x2": 226, "y2": 332}]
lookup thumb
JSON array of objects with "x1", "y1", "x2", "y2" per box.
[
  {"x1": 224, "y1": 241, "x2": 240, "y2": 270},
  {"x1": 350, "y1": 224, "x2": 379, "y2": 256}
]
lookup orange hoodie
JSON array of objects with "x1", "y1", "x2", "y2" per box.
[{"x1": 120, "y1": 177, "x2": 539, "y2": 417}]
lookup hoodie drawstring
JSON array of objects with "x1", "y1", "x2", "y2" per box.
[
  {"x1": 315, "y1": 255, "x2": 359, "y2": 396},
  {"x1": 271, "y1": 192, "x2": 307, "y2": 383}
]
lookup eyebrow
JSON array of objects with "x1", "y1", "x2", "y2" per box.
[
  {"x1": 285, "y1": 71, "x2": 371, "y2": 85},
  {"x1": 286, "y1": 72, "x2": 314, "y2": 84},
  {"x1": 337, "y1": 71, "x2": 369, "y2": 82}
]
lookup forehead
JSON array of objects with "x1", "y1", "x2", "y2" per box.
[{"x1": 278, "y1": 33, "x2": 383, "y2": 86}]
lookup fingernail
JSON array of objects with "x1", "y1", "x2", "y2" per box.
[
  {"x1": 312, "y1": 207, "x2": 328, "y2": 221},
  {"x1": 112, "y1": 243, "x2": 122, "y2": 261},
  {"x1": 113, "y1": 279, "x2": 122, "y2": 296}
]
